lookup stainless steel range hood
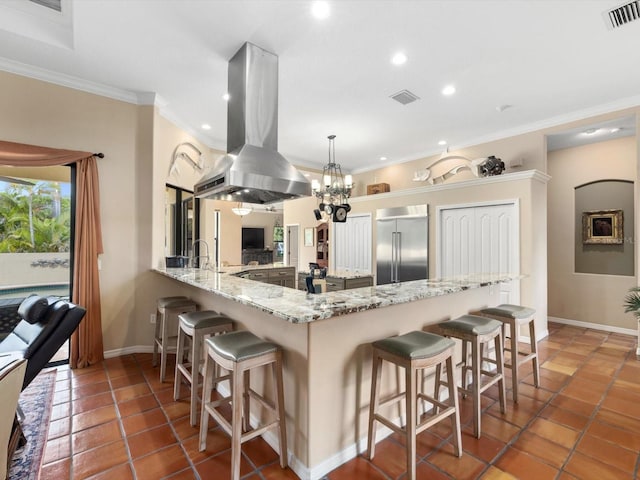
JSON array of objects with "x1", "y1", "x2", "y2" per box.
[{"x1": 195, "y1": 42, "x2": 311, "y2": 204}]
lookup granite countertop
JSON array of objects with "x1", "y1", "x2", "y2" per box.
[
  {"x1": 154, "y1": 265, "x2": 521, "y2": 324},
  {"x1": 298, "y1": 269, "x2": 374, "y2": 279}
]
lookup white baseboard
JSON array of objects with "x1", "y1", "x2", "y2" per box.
[
  {"x1": 548, "y1": 316, "x2": 637, "y2": 337},
  {"x1": 216, "y1": 383, "x2": 395, "y2": 480},
  {"x1": 103, "y1": 345, "x2": 153, "y2": 359}
]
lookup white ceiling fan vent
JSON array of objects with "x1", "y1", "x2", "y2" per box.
[
  {"x1": 390, "y1": 89, "x2": 420, "y2": 105},
  {"x1": 603, "y1": 1, "x2": 640, "y2": 29}
]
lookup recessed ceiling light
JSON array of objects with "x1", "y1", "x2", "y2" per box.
[
  {"x1": 201, "y1": 124, "x2": 211, "y2": 130},
  {"x1": 311, "y1": 1, "x2": 330, "y2": 19},
  {"x1": 496, "y1": 104, "x2": 512, "y2": 112},
  {"x1": 583, "y1": 128, "x2": 599, "y2": 135},
  {"x1": 438, "y1": 140, "x2": 447, "y2": 146},
  {"x1": 379, "y1": 156, "x2": 388, "y2": 161},
  {"x1": 610, "y1": 127, "x2": 622, "y2": 133},
  {"x1": 391, "y1": 52, "x2": 407, "y2": 65},
  {"x1": 442, "y1": 85, "x2": 456, "y2": 96},
  {"x1": 222, "y1": 93, "x2": 230, "y2": 101}
]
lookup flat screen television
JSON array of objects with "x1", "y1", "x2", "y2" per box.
[{"x1": 242, "y1": 227, "x2": 265, "y2": 250}]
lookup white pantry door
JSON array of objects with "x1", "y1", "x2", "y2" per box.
[
  {"x1": 331, "y1": 214, "x2": 372, "y2": 273},
  {"x1": 438, "y1": 201, "x2": 519, "y2": 304}
]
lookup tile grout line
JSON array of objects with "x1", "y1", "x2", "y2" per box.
[
  {"x1": 554, "y1": 331, "x2": 636, "y2": 478},
  {"x1": 141, "y1": 353, "x2": 204, "y2": 480},
  {"x1": 105, "y1": 357, "x2": 140, "y2": 480},
  {"x1": 530, "y1": 328, "x2": 628, "y2": 476}
]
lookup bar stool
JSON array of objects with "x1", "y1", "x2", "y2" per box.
[
  {"x1": 367, "y1": 331, "x2": 461, "y2": 480},
  {"x1": 435, "y1": 315, "x2": 506, "y2": 438},
  {"x1": 174, "y1": 310, "x2": 234, "y2": 426},
  {"x1": 153, "y1": 296, "x2": 197, "y2": 382},
  {"x1": 477, "y1": 304, "x2": 539, "y2": 403},
  {"x1": 199, "y1": 331, "x2": 287, "y2": 480}
]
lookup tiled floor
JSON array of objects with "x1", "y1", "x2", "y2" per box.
[{"x1": 39, "y1": 322, "x2": 639, "y2": 479}]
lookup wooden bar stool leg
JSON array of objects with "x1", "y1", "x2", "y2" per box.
[
  {"x1": 243, "y1": 369, "x2": 251, "y2": 432},
  {"x1": 174, "y1": 327, "x2": 185, "y2": 401},
  {"x1": 433, "y1": 363, "x2": 442, "y2": 414},
  {"x1": 152, "y1": 309, "x2": 161, "y2": 366},
  {"x1": 494, "y1": 331, "x2": 506, "y2": 413},
  {"x1": 446, "y1": 355, "x2": 462, "y2": 457},
  {"x1": 405, "y1": 364, "x2": 417, "y2": 480},
  {"x1": 367, "y1": 353, "x2": 383, "y2": 460},
  {"x1": 461, "y1": 340, "x2": 468, "y2": 395},
  {"x1": 529, "y1": 319, "x2": 540, "y2": 387},
  {"x1": 274, "y1": 353, "x2": 288, "y2": 468},
  {"x1": 509, "y1": 319, "x2": 520, "y2": 403},
  {"x1": 160, "y1": 311, "x2": 171, "y2": 382},
  {"x1": 230, "y1": 366, "x2": 244, "y2": 480},
  {"x1": 199, "y1": 353, "x2": 213, "y2": 451},
  {"x1": 471, "y1": 338, "x2": 481, "y2": 438},
  {"x1": 190, "y1": 330, "x2": 201, "y2": 426}
]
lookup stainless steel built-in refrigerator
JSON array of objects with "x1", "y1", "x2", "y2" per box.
[{"x1": 376, "y1": 205, "x2": 428, "y2": 285}]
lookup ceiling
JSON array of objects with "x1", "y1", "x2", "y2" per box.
[{"x1": 0, "y1": 0, "x2": 639, "y2": 173}]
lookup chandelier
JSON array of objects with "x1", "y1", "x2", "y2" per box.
[
  {"x1": 231, "y1": 202, "x2": 252, "y2": 216},
  {"x1": 311, "y1": 135, "x2": 353, "y2": 223}
]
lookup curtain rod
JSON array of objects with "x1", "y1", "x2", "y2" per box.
[{"x1": 94, "y1": 153, "x2": 104, "y2": 158}]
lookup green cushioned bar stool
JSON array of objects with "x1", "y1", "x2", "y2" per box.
[
  {"x1": 477, "y1": 304, "x2": 539, "y2": 403},
  {"x1": 435, "y1": 315, "x2": 506, "y2": 438},
  {"x1": 153, "y1": 296, "x2": 198, "y2": 382},
  {"x1": 174, "y1": 310, "x2": 234, "y2": 426},
  {"x1": 367, "y1": 331, "x2": 461, "y2": 480},
  {"x1": 199, "y1": 331, "x2": 287, "y2": 480}
]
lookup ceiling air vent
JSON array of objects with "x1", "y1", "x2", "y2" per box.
[
  {"x1": 603, "y1": 1, "x2": 640, "y2": 29},
  {"x1": 390, "y1": 89, "x2": 420, "y2": 105}
]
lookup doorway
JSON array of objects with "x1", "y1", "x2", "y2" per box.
[
  {"x1": 0, "y1": 165, "x2": 73, "y2": 364},
  {"x1": 286, "y1": 225, "x2": 299, "y2": 270}
]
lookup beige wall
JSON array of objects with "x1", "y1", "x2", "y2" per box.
[
  {"x1": 0, "y1": 70, "x2": 143, "y2": 351},
  {"x1": 548, "y1": 136, "x2": 637, "y2": 329},
  {"x1": 352, "y1": 130, "x2": 544, "y2": 196}
]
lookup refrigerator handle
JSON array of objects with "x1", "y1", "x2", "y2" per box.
[
  {"x1": 396, "y1": 232, "x2": 401, "y2": 283},
  {"x1": 391, "y1": 232, "x2": 396, "y2": 282}
]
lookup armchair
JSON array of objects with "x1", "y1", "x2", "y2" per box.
[{"x1": 0, "y1": 296, "x2": 86, "y2": 390}]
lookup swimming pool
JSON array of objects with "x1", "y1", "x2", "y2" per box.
[{"x1": 0, "y1": 283, "x2": 70, "y2": 300}]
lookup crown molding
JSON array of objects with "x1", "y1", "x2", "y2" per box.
[
  {"x1": 0, "y1": 56, "x2": 141, "y2": 104},
  {"x1": 0, "y1": 57, "x2": 224, "y2": 150},
  {"x1": 352, "y1": 94, "x2": 640, "y2": 175},
  {"x1": 350, "y1": 169, "x2": 550, "y2": 204}
]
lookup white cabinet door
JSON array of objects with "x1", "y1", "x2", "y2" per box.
[
  {"x1": 332, "y1": 214, "x2": 372, "y2": 273},
  {"x1": 438, "y1": 202, "x2": 519, "y2": 304}
]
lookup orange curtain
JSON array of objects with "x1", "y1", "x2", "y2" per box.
[{"x1": 0, "y1": 140, "x2": 104, "y2": 368}]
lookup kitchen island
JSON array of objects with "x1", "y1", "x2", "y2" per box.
[{"x1": 154, "y1": 265, "x2": 518, "y2": 479}]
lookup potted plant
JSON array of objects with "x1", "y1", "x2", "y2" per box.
[{"x1": 623, "y1": 287, "x2": 640, "y2": 317}]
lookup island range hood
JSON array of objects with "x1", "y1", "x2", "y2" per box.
[{"x1": 195, "y1": 42, "x2": 311, "y2": 204}]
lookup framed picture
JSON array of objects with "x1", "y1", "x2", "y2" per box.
[
  {"x1": 582, "y1": 209, "x2": 623, "y2": 244},
  {"x1": 304, "y1": 227, "x2": 314, "y2": 247}
]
